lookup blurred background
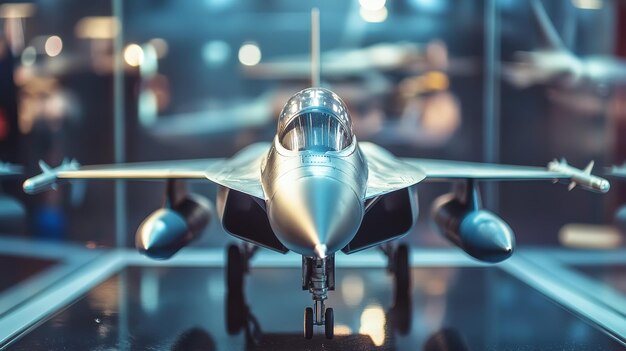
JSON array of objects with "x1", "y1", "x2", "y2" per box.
[{"x1": 0, "y1": 0, "x2": 625, "y2": 250}]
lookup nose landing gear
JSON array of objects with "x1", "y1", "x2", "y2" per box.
[{"x1": 302, "y1": 254, "x2": 335, "y2": 339}]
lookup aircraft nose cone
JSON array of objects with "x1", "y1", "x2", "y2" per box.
[
  {"x1": 268, "y1": 177, "x2": 363, "y2": 257},
  {"x1": 459, "y1": 211, "x2": 515, "y2": 263}
]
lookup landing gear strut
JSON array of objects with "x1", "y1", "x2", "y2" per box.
[{"x1": 302, "y1": 255, "x2": 335, "y2": 339}]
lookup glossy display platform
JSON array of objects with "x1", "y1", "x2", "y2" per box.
[{"x1": 0, "y1": 239, "x2": 624, "y2": 350}]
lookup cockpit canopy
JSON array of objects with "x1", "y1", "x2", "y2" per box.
[{"x1": 278, "y1": 88, "x2": 353, "y2": 152}]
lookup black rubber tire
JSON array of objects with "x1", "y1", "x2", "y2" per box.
[
  {"x1": 227, "y1": 244, "x2": 244, "y2": 292},
  {"x1": 391, "y1": 290, "x2": 412, "y2": 335},
  {"x1": 324, "y1": 308, "x2": 334, "y2": 339},
  {"x1": 304, "y1": 307, "x2": 314, "y2": 339},
  {"x1": 394, "y1": 244, "x2": 410, "y2": 294},
  {"x1": 226, "y1": 292, "x2": 245, "y2": 334}
]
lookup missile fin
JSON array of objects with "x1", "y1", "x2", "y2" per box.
[
  {"x1": 568, "y1": 181, "x2": 577, "y2": 191},
  {"x1": 584, "y1": 161, "x2": 594, "y2": 174}
]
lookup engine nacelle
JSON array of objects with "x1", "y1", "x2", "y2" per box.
[
  {"x1": 136, "y1": 193, "x2": 212, "y2": 260},
  {"x1": 431, "y1": 189, "x2": 515, "y2": 263}
]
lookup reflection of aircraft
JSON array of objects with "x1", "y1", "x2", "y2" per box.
[
  {"x1": 0, "y1": 162, "x2": 25, "y2": 232},
  {"x1": 503, "y1": 0, "x2": 626, "y2": 90},
  {"x1": 23, "y1": 10, "x2": 609, "y2": 339},
  {"x1": 170, "y1": 327, "x2": 216, "y2": 351},
  {"x1": 225, "y1": 268, "x2": 411, "y2": 349},
  {"x1": 423, "y1": 328, "x2": 470, "y2": 351}
]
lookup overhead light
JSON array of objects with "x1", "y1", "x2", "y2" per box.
[
  {"x1": 360, "y1": 6, "x2": 388, "y2": 23},
  {"x1": 124, "y1": 44, "x2": 144, "y2": 67},
  {"x1": 359, "y1": 0, "x2": 386, "y2": 11},
  {"x1": 0, "y1": 3, "x2": 36, "y2": 18},
  {"x1": 571, "y1": 0, "x2": 603, "y2": 10},
  {"x1": 75, "y1": 17, "x2": 120, "y2": 39},
  {"x1": 238, "y1": 42, "x2": 261, "y2": 66},
  {"x1": 559, "y1": 224, "x2": 622, "y2": 249},
  {"x1": 203, "y1": 40, "x2": 231, "y2": 67},
  {"x1": 44, "y1": 36, "x2": 63, "y2": 57}
]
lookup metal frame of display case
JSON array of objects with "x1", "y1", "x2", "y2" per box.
[{"x1": 0, "y1": 237, "x2": 624, "y2": 349}]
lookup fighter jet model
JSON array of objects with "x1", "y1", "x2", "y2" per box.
[{"x1": 23, "y1": 10, "x2": 610, "y2": 339}]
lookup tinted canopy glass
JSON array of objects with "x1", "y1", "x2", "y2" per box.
[{"x1": 280, "y1": 111, "x2": 352, "y2": 152}]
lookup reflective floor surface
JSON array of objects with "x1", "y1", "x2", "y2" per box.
[
  {"x1": 4, "y1": 249, "x2": 625, "y2": 351},
  {"x1": 0, "y1": 255, "x2": 56, "y2": 293}
]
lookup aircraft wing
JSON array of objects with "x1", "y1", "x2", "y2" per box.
[
  {"x1": 400, "y1": 158, "x2": 610, "y2": 193},
  {"x1": 23, "y1": 143, "x2": 270, "y2": 199},
  {"x1": 360, "y1": 142, "x2": 426, "y2": 199}
]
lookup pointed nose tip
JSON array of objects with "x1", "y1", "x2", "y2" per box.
[
  {"x1": 460, "y1": 210, "x2": 516, "y2": 263},
  {"x1": 314, "y1": 244, "x2": 327, "y2": 259},
  {"x1": 268, "y1": 177, "x2": 363, "y2": 257},
  {"x1": 136, "y1": 209, "x2": 189, "y2": 260}
]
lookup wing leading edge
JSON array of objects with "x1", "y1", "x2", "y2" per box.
[
  {"x1": 400, "y1": 158, "x2": 609, "y2": 193},
  {"x1": 360, "y1": 142, "x2": 426, "y2": 199},
  {"x1": 23, "y1": 143, "x2": 271, "y2": 199},
  {"x1": 360, "y1": 143, "x2": 608, "y2": 199}
]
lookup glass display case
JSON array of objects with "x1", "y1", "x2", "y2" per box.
[{"x1": 0, "y1": 0, "x2": 624, "y2": 349}]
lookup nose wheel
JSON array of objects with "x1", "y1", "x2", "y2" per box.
[
  {"x1": 302, "y1": 255, "x2": 335, "y2": 339},
  {"x1": 303, "y1": 302, "x2": 334, "y2": 339}
]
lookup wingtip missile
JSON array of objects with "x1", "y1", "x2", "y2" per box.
[
  {"x1": 547, "y1": 159, "x2": 610, "y2": 193},
  {"x1": 23, "y1": 159, "x2": 80, "y2": 194}
]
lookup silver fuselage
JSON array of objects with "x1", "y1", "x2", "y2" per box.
[
  {"x1": 261, "y1": 135, "x2": 367, "y2": 257},
  {"x1": 259, "y1": 87, "x2": 370, "y2": 258}
]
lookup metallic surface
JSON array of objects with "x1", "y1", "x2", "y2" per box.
[
  {"x1": 263, "y1": 88, "x2": 367, "y2": 257},
  {"x1": 431, "y1": 183, "x2": 514, "y2": 263},
  {"x1": 136, "y1": 190, "x2": 212, "y2": 259},
  {"x1": 548, "y1": 159, "x2": 610, "y2": 193},
  {"x1": 267, "y1": 175, "x2": 362, "y2": 257},
  {"x1": 22, "y1": 159, "x2": 80, "y2": 194},
  {"x1": 403, "y1": 158, "x2": 608, "y2": 188}
]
